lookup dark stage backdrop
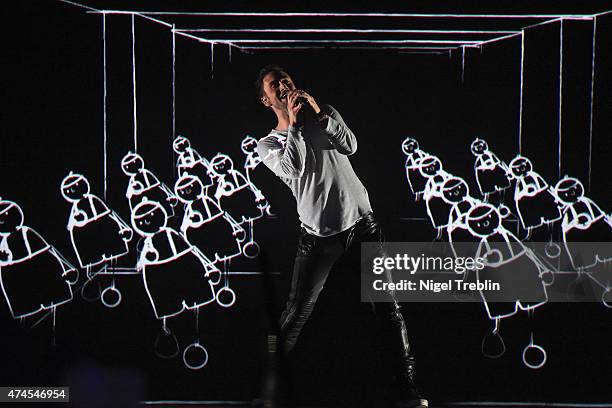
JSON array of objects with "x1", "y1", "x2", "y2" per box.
[{"x1": 2, "y1": 0, "x2": 611, "y2": 406}]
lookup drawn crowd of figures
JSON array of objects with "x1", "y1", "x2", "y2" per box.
[
  {"x1": 402, "y1": 136, "x2": 611, "y2": 368},
  {"x1": 0, "y1": 134, "x2": 270, "y2": 368}
]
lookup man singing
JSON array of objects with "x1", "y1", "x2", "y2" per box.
[{"x1": 256, "y1": 65, "x2": 428, "y2": 408}]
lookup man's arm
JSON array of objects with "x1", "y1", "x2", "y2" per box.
[
  {"x1": 318, "y1": 105, "x2": 358, "y2": 155},
  {"x1": 257, "y1": 130, "x2": 307, "y2": 179}
]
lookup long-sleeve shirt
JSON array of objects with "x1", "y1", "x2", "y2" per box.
[{"x1": 257, "y1": 104, "x2": 372, "y2": 236}]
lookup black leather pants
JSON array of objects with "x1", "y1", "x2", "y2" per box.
[{"x1": 278, "y1": 213, "x2": 418, "y2": 387}]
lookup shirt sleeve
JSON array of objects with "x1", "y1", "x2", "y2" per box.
[
  {"x1": 320, "y1": 105, "x2": 358, "y2": 155},
  {"x1": 257, "y1": 127, "x2": 307, "y2": 179}
]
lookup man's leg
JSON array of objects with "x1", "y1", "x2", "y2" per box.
[
  {"x1": 279, "y1": 228, "x2": 344, "y2": 354},
  {"x1": 345, "y1": 214, "x2": 428, "y2": 407}
]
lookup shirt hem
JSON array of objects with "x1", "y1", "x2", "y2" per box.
[{"x1": 300, "y1": 210, "x2": 373, "y2": 238}]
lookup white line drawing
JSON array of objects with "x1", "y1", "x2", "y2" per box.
[
  {"x1": 182, "y1": 308, "x2": 209, "y2": 370},
  {"x1": 509, "y1": 155, "x2": 562, "y2": 235},
  {"x1": 121, "y1": 152, "x2": 179, "y2": 217},
  {"x1": 466, "y1": 203, "x2": 551, "y2": 368},
  {"x1": 470, "y1": 138, "x2": 511, "y2": 200},
  {"x1": 173, "y1": 135, "x2": 214, "y2": 189},
  {"x1": 209, "y1": 153, "x2": 266, "y2": 258},
  {"x1": 522, "y1": 333, "x2": 547, "y2": 369},
  {"x1": 175, "y1": 175, "x2": 245, "y2": 265},
  {"x1": 154, "y1": 318, "x2": 180, "y2": 360},
  {"x1": 467, "y1": 203, "x2": 549, "y2": 319},
  {"x1": 241, "y1": 135, "x2": 262, "y2": 183},
  {"x1": 401, "y1": 137, "x2": 429, "y2": 199},
  {"x1": 61, "y1": 172, "x2": 133, "y2": 269},
  {"x1": 480, "y1": 318, "x2": 506, "y2": 359},
  {"x1": 420, "y1": 155, "x2": 453, "y2": 238},
  {"x1": 441, "y1": 177, "x2": 482, "y2": 258},
  {"x1": 554, "y1": 176, "x2": 612, "y2": 270},
  {"x1": 131, "y1": 199, "x2": 222, "y2": 320},
  {"x1": 132, "y1": 199, "x2": 228, "y2": 370},
  {"x1": 0, "y1": 199, "x2": 77, "y2": 320},
  {"x1": 241, "y1": 135, "x2": 275, "y2": 216}
]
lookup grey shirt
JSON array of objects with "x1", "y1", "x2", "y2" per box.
[{"x1": 257, "y1": 105, "x2": 372, "y2": 237}]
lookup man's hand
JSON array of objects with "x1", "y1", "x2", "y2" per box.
[
  {"x1": 287, "y1": 90, "x2": 305, "y2": 127},
  {"x1": 296, "y1": 90, "x2": 321, "y2": 114}
]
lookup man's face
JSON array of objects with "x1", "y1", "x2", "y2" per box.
[{"x1": 262, "y1": 71, "x2": 296, "y2": 110}]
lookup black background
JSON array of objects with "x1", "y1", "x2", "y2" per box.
[{"x1": 1, "y1": 0, "x2": 611, "y2": 406}]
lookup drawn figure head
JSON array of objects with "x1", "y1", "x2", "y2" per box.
[
  {"x1": 470, "y1": 138, "x2": 488, "y2": 155},
  {"x1": 210, "y1": 154, "x2": 234, "y2": 176},
  {"x1": 61, "y1": 172, "x2": 91, "y2": 202},
  {"x1": 256, "y1": 65, "x2": 296, "y2": 111},
  {"x1": 175, "y1": 175, "x2": 204, "y2": 203},
  {"x1": 554, "y1": 176, "x2": 584, "y2": 204},
  {"x1": 419, "y1": 155, "x2": 442, "y2": 178},
  {"x1": 509, "y1": 156, "x2": 532, "y2": 177},
  {"x1": 131, "y1": 200, "x2": 167, "y2": 236},
  {"x1": 173, "y1": 136, "x2": 191, "y2": 154},
  {"x1": 442, "y1": 178, "x2": 469, "y2": 204},
  {"x1": 121, "y1": 152, "x2": 145, "y2": 175},
  {"x1": 241, "y1": 136, "x2": 259, "y2": 155},
  {"x1": 466, "y1": 203, "x2": 501, "y2": 237},
  {"x1": 401, "y1": 137, "x2": 419, "y2": 155},
  {"x1": 0, "y1": 200, "x2": 24, "y2": 233}
]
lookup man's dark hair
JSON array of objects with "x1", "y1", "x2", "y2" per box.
[{"x1": 255, "y1": 64, "x2": 288, "y2": 98}]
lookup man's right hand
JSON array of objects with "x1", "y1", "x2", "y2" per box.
[{"x1": 287, "y1": 90, "x2": 304, "y2": 127}]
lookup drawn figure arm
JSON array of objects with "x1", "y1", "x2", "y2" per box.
[
  {"x1": 187, "y1": 205, "x2": 204, "y2": 228},
  {"x1": 521, "y1": 174, "x2": 539, "y2": 195},
  {"x1": 234, "y1": 171, "x2": 265, "y2": 202},
  {"x1": 127, "y1": 178, "x2": 145, "y2": 198},
  {"x1": 222, "y1": 212, "x2": 246, "y2": 241},
  {"x1": 138, "y1": 238, "x2": 159, "y2": 268},
  {"x1": 0, "y1": 235, "x2": 12, "y2": 264},
  {"x1": 107, "y1": 210, "x2": 133, "y2": 240},
  {"x1": 584, "y1": 198, "x2": 605, "y2": 220},
  {"x1": 423, "y1": 179, "x2": 433, "y2": 200},
  {"x1": 447, "y1": 206, "x2": 462, "y2": 231},
  {"x1": 481, "y1": 239, "x2": 504, "y2": 267},
  {"x1": 474, "y1": 155, "x2": 483, "y2": 170},
  {"x1": 532, "y1": 173, "x2": 549, "y2": 192},
  {"x1": 189, "y1": 148, "x2": 203, "y2": 162},
  {"x1": 481, "y1": 152, "x2": 497, "y2": 169},
  {"x1": 90, "y1": 195, "x2": 110, "y2": 214},
  {"x1": 70, "y1": 203, "x2": 88, "y2": 227},
  {"x1": 190, "y1": 245, "x2": 222, "y2": 284}
]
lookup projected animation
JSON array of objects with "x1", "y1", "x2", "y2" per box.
[
  {"x1": 61, "y1": 172, "x2": 133, "y2": 270},
  {"x1": 3, "y1": 2, "x2": 612, "y2": 407},
  {"x1": 420, "y1": 155, "x2": 454, "y2": 239},
  {"x1": 132, "y1": 199, "x2": 225, "y2": 369},
  {"x1": 209, "y1": 153, "x2": 267, "y2": 258},
  {"x1": 441, "y1": 177, "x2": 482, "y2": 257},
  {"x1": 465, "y1": 203, "x2": 550, "y2": 366},
  {"x1": 0, "y1": 199, "x2": 77, "y2": 321},
  {"x1": 241, "y1": 134, "x2": 274, "y2": 216},
  {"x1": 554, "y1": 176, "x2": 612, "y2": 270},
  {"x1": 401, "y1": 139, "x2": 612, "y2": 368},
  {"x1": 470, "y1": 138, "x2": 512, "y2": 201},
  {"x1": 173, "y1": 135, "x2": 214, "y2": 189},
  {"x1": 509, "y1": 155, "x2": 562, "y2": 237},
  {"x1": 175, "y1": 174, "x2": 246, "y2": 302},
  {"x1": 402, "y1": 137, "x2": 429, "y2": 200},
  {"x1": 121, "y1": 152, "x2": 179, "y2": 217}
]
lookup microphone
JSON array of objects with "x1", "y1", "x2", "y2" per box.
[{"x1": 295, "y1": 96, "x2": 309, "y2": 105}]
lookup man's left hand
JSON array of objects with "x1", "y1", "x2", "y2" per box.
[{"x1": 296, "y1": 90, "x2": 321, "y2": 114}]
